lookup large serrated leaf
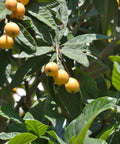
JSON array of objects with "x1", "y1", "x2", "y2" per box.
[
  {"x1": 8, "y1": 133, "x2": 37, "y2": 144},
  {"x1": 0, "y1": 105, "x2": 23, "y2": 123},
  {"x1": 28, "y1": 6, "x2": 57, "y2": 30},
  {"x1": 25, "y1": 120, "x2": 49, "y2": 137},
  {"x1": 64, "y1": 97, "x2": 116, "y2": 144},
  {"x1": 63, "y1": 34, "x2": 110, "y2": 46},
  {"x1": 47, "y1": 131, "x2": 67, "y2": 144},
  {"x1": 15, "y1": 24, "x2": 36, "y2": 53}
]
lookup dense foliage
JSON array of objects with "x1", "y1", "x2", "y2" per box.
[{"x1": 0, "y1": 0, "x2": 120, "y2": 144}]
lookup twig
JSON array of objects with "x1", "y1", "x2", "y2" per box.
[
  {"x1": 72, "y1": 4, "x2": 93, "y2": 35},
  {"x1": 15, "y1": 71, "x2": 45, "y2": 112},
  {"x1": 91, "y1": 67, "x2": 109, "y2": 79}
]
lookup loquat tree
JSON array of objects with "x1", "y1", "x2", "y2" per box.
[{"x1": 0, "y1": 0, "x2": 120, "y2": 144}]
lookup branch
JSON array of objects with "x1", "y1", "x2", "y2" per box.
[
  {"x1": 72, "y1": 4, "x2": 93, "y2": 35},
  {"x1": 84, "y1": 34, "x2": 120, "y2": 73}
]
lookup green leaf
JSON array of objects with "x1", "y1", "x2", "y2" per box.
[
  {"x1": 15, "y1": 24, "x2": 36, "y2": 53},
  {"x1": 99, "y1": 126, "x2": 115, "y2": 141},
  {"x1": 75, "y1": 69, "x2": 99, "y2": 102},
  {"x1": 0, "y1": 3, "x2": 11, "y2": 22},
  {"x1": 84, "y1": 137, "x2": 107, "y2": 144},
  {"x1": 0, "y1": 50, "x2": 11, "y2": 87},
  {"x1": 0, "y1": 132, "x2": 20, "y2": 140},
  {"x1": 109, "y1": 56, "x2": 120, "y2": 63},
  {"x1": 101, "y1": 0, "x2": 118, "y2": 34},
  {"x1": 47, "y1": 131, "x2": 67, "y2": 144},
  {"x1": 19, "y1": 46, "x2": 54, "y2": 58},
  {"x1": 25, "y1": 16, "x2": 53, "y2": 44},
  {"x1": 10, "y1": 56, "x2": 48, "y2": 89},
  {"x1": 64, "y1": 97, "x2": 116, "y2": 144},
  {"x1": 61, "y1": 45, "x2": 89, "y2": 67},
  {"x1": 23, "y1": 112, "x2": 35, "y2": 120},
  {"x1": 63, "y1": 34, "x2": 110, "y2": 46},
  {"x1": 0, "y1": 105, "x2": 23, "y2": 123},
  {"x1": 25, "y1": 120, "x2": 49, "y2": 137},
  {"x1": 28, "y1": 6, "x2": 57, "y2": 30},
  {"x1": 61, "y1": 34, "x2": 109, "y2": 67},
  {"x1": 112, "y1": 62, "x2": 120, "y2": 90},
  {"x1": 8, "y1": 123, "x2": 26, "y2": 133},
  {"x1": 45, "y1": 106, "x2": 67, "y2": 139},
  {"x1": 8, "y1": 133, "x2": 37, "y2": 144}
]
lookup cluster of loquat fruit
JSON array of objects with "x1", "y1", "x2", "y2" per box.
[
  {"x1": 45, "y1": 62, "x2": 80, "y2": 94},
  {"x1": 0, "y1": 0, "x2": 29, "y2": 49}
]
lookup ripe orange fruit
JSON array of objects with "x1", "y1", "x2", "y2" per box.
[
  {"x1": 5, "y1": 22, "x2": 20, "y2": 38},
  {"x1": 65, "y1": 77, "x2": 80, "y2": 93},
  {"x1": 45, "y1": 62, "x2": 59, "y2": 76},
  {"x1": 0, "y1": 35, "x2": 14, "y2": 49},
  {"x1": 54, "y1": 69, "x2": 69, "y2": 86},
  {"x1": 13, "y1": 2, "x2": 25, "y2": 19},
  {"x1": 5, "y1": 0, "x2": 17, "y2": 11},
  {"x1": 17, "y1": 0, "x2": 29, "y2": 5}
]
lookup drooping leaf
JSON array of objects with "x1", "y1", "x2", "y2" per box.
[
  {"x1": 0, "y1": 105, "x2": 23, "y2": 123},
  {"x1": 27, "y1": 5, "x2": 57, "y2": 30},
  {"x1": 7, "y1": 133, "x2": 37, "y2": 144},
  {"x1": 18, "y1": 46, "x2": 54, "y2": 58},
  {"x1": 64, "y1": 97, "x2": 116, "y2": 144},
  {"x1": 25, "y1": 120, "x2": 49, "y2": 137}
]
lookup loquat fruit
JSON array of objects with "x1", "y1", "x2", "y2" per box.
[
  {"x1": 65, "y1": 77, "x2": 80, "y2": 93},
  {"x1": 17, "y1": 0, "x2": 29, "y2": 5},
  {"x1": 5, "y1": 22, "x2": 20, "y2": 38},
  {"x1": 5, "y1": 0, "x2": 17, "y2": 11},
  {"x1": 54, "y1": 69, "x2": 69, "y2": 86},
  {"x1": 45, "y1": 62, "x2": 59, "y2": 76},
  {"x1": 0, "y1": 35, "x2": 14, "y2": 49},
  {"x1": 13, "y1": 2, "x2": 25, "y2": 19}
]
